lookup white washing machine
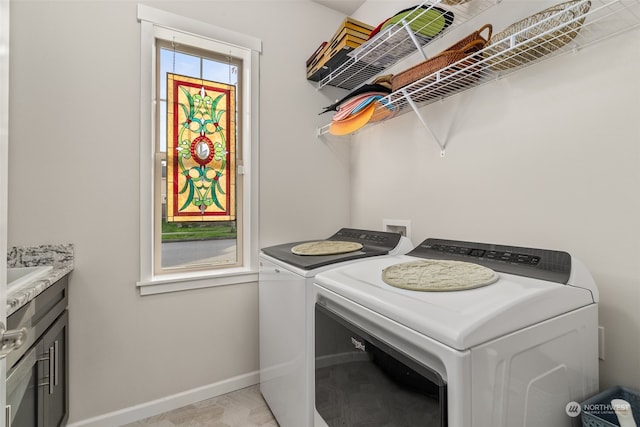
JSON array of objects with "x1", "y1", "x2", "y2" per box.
[
  {"x1": 259, "y1": 228, "x2": 413, "y2": 427},
  {"x1": 312, "y1": 238, "x2": 599, "y2": 427}
]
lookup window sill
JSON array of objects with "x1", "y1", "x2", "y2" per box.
[{"x1": 136, "y1": 268, "x2": 258, "y2": 296}]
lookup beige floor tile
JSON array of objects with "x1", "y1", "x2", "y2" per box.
[{"x1": 121, "y1": 385, "x2": 278, "y2": 427}]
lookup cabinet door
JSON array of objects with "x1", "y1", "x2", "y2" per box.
[
  {"x1": 41, "y1": 310, "x2": 68, "y2": 427},
  {"x1": 6, "y1": 343, "x2": 43, "y2": 427}
]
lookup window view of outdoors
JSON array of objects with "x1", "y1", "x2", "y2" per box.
[{"x1": 158, "y1": 46, "x2": 240, "y2": 270}]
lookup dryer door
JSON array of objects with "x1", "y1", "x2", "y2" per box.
[{"x1": 315, "y1": 303, "x2": 447, "y2": 427}]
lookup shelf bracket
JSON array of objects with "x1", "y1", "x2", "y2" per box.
[
  {"x1": 316, "y1": 124, "x2": 329, "y2": 137},
  {"x1": 402, "y1": 19, "x2": 428, "y2": 61},
  {"x1": 401, "y1": 89, "x2": 447, "y2": 157}
]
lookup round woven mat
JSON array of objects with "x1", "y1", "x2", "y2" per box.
[
  {"x1": 291, "y1": 241, "x2": 363, "y2": 256},
  {"x1": 381, "y1": 259, "x2": 498, "y2": 291}
]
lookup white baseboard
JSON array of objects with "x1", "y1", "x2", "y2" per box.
[{"x1": 66, "y1": 370, "x2": 260, "y2": 427}]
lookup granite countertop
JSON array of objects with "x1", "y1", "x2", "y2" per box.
[{"x1": 7, "y1": 244, "x2": 74, "y2": 316}]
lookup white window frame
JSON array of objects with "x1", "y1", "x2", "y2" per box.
[{"x1": 137, "y1": 5, "x2": 260, "y2": 295}]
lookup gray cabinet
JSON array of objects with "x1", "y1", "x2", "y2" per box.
[
  {"x1": 40, "y1": 311, "x2": 68, "y2": 427},
  {"x1": 6, "y1": 277, "x2": 69, "y2": 427}
]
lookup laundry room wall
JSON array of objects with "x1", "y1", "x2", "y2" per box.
[
  {"x1": 346, "y1": 0, "x2": 640, "y2": 390},
  {"x1": 7, "y1": 0, "x2": 350, "y2": 423}
]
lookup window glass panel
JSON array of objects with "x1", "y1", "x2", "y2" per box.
[
  {"x1": 203, "y1": 58, "x2": 238, "y2": 86},
  {"x1": 173, "y1": 51, "x2": 200, "y2": 78},
  {"x1": 156, "y1": 44, "x2": 241, "y2": 272}
]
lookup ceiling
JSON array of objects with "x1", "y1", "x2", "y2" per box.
[{"x1": 311, "y1": 0, "x2": 366, "y2": 15}]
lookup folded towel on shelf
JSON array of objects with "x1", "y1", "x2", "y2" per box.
[{"x1": 319, "y1": 82, "x2": 391, "y2": 114}]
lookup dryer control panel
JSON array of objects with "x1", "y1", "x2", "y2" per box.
[{"x1": 410, "y1": 238, "x2": 571, "y2": 284}]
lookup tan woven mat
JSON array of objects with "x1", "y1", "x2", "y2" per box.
[
  {"x1": 291, "y1": 241, "x2": 363, "y2": 256},
  {"x1": 381, "y1": 259, "x2": 498, "y2": 291}
]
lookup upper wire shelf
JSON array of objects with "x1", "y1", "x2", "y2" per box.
[
  {"x1": 316, "y1": 0, "x2": 498, "y2": 90},
  {"x1": 318, "y1": 0, "x2": 640, "y2": 136}
]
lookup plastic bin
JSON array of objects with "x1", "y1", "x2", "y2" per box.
[{"x1": 581, "y1": 386, "x2": 640, "y2": 427}]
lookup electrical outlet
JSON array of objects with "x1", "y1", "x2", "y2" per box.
[
  {"x1": 383, "y1": 219, "x2": 411, "y2": 239},
  {"x1": 598, "y1": 326, "x2": 605, "y2": 360}
]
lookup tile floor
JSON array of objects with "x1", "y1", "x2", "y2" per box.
[{"x1": 122, "y1": 385, "x2": 278, "y2": 427}]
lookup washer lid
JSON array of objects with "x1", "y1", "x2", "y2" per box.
[
  {"x1": 314, "y1": 251, "x2": 597, "y2": 351},
  {"x1": 260, "y1": 228, "x2": 405, "y2": 271}
]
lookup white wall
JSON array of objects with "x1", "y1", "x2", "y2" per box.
[
  {"x1": 349, "y1": 1, "x2": 640, "y2": 390},
  {"x1": 7, "y1": 0, "x2": 350, "y2": 423}
]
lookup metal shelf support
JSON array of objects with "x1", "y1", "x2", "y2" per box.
[
  {"x1": 401, "y1": 89, "x2": 447, "y2": 157},
  {"x1": 403, "y1": 19, "x2": 429, "y2": 62}
]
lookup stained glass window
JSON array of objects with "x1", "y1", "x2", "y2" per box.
[
  {"x1": 155, "y1": 41, "x2": 243, "y2": 273},
  {"x1": 139, "y1": 8, "x2": 260, "y2": 287},
  {"x1": 166, "y1": 74, "x2": 236, "y2": 222}
]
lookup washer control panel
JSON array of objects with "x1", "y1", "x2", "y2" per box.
[{"x1": 330, "y1": 228, "x2": 402, "y2": 250}]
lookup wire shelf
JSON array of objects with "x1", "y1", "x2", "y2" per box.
[
  {"x1": 316, "y1": 0, "x2": 498, "y2": 90},
  {"x1": 318, "y1": 0, "x2": 640, "y2": 137}
]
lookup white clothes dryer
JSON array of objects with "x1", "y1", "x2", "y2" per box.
[{"x1": 313, "y1": 238, "x2": 599, "y2": 427}]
